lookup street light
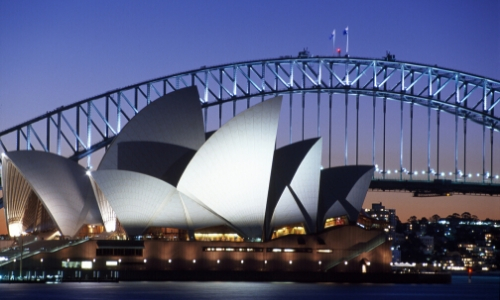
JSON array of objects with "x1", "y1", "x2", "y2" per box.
[{"x1": 40, "y1": 258, "x2": 44, "y2": 279}]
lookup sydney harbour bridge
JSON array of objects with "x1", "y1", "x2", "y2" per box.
[{"x1": 1, "y1": 55, "x2": 499, "y2": 203}]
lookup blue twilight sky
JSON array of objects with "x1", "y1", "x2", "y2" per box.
[{"x1": 0, "y1": 0, "x2": 499, "y2": 227}]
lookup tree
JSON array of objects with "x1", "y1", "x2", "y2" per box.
[
  {"x1": 429, "y1": 214, "x2": 441, "y2": 223},
  {"x1": 408, "y1": 216, "x2": 418, "y2": 223},
  {"x1": 461, "y1": 212, "x2": 472, "y2": 219}
]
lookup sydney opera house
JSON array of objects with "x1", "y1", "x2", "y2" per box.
[{"x1": 0, "y1": 87, "x2": 391, "y2": 280}]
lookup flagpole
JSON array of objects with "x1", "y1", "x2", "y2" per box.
[
  {"x1": 330, "y1": 29, "x2": 336, "y2": 56},
  {"x1": 333, "y1": 30, "x2": 336, "y2": 56},
  {"x1": 346, "y1": 31, "x2": 349, "y2": 55},
  {"x1": 345, "y1": 26, "x2": 349, "y2": 56}
]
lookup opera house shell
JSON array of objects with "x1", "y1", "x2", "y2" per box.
[{"x1": 0, "y1": 86, "x2": 392, "y2": 277}]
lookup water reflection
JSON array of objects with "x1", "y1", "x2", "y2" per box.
[{"x1": 0, "y1": 275, "x2": 498, "y2": 300}]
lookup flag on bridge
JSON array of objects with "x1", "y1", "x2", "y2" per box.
[
  {"x1": 329, "y1": 29, "x2": 335, "y2": 40},
  {"x1": 330, "y1": 29, "x2": 336, "y2": 56}
]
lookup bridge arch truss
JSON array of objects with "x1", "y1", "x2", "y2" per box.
[{"x1": 1, "y1": 57, "x2": 499, "y2": 187}]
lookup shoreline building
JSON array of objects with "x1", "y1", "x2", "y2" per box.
[
  {"x1": 361, "y1": 202, "x2": 399, "y2": 262},
  {"x1": 0, "y1": 87, "x2": 391, "y2": 279}
]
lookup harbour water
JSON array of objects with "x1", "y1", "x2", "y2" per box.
[{"x1": 0, "y1": 275, "x2": 498, "y2": 299}]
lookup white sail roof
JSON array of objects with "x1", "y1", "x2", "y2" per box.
[
  {"x1": 2, "y1": 151, "x2": 101, "y2": 237},
  {"x1": 98, "y1": 86, "x2": 205, "y2": 183},
  {"x1": 90, "y1": 169, "x2": 225, "y2": 236},
  {"x1": 178, "y1": 96, "x2": 283, "y2": 239},
  {"x1": 266, "y1": 138, "x2": 322, "y2": 237},
  {"x1": 287, "y1": 138, "x2": 322, "y2": 231},
  {"x1": 318, "y1": 166, "x2": 374, "y2": 227}
]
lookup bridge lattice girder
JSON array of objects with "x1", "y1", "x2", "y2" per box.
[{"x1": 0, "y1": 56, "x2": 499, "y2": 169}]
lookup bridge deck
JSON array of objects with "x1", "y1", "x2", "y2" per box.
[{"x1": 370, "y1": 179, "x2": 500, "y2": 197}]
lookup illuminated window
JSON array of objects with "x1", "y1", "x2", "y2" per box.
[
  {"x1": 193, "y1": 229, "x2": 244, "y2": 242},
  {"x1": 202, "y1": 247, "x2": 263, "y2": 252},
  {"x1": 324, "y1": 215, "x2": 349, "y2": 229},
  {"x1": 317, "y1": 249, "x2": 332, "y2": 253},
  {"x1": 271, "y1": 223, "x2": 306, "y2": 239},
  {"x1": 267, "y1": 248, "x2": 312, "y2": 253},
  {"x1": 82, "y1": 261, "x2": 92, "y2": 270}
]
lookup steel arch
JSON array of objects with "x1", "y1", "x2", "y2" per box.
[{"x1": 1, "y1": 56, "x2": 499, "y2": 186}]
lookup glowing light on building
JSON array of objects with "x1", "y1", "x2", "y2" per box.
[
  {"x1": 8, "y1": 222, "x2": 22, "y2": 237},
  {"x1": 317, "y1": 249, "x2": 333, "y2": 253},
  {"x1": 82, "y1": 261, "x2": 93, "y2": 269}
]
